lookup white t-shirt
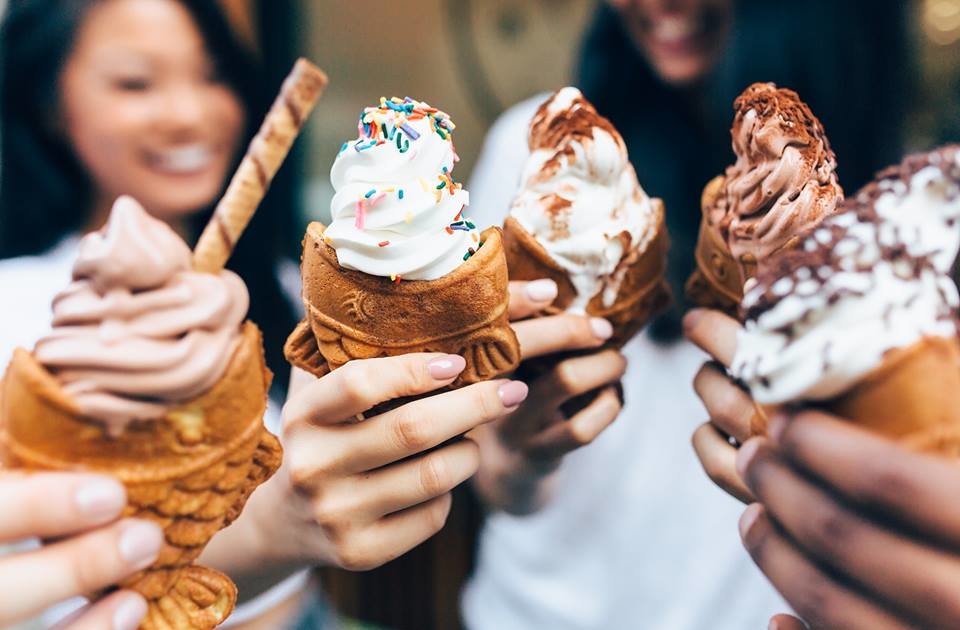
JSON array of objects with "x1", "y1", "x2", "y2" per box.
[
  {"x1": 461, "y1": 96, "x2": 788, "y2": 630},
  {"x1": 0, "y1": 237, "x2": 291, "y2": 628}
]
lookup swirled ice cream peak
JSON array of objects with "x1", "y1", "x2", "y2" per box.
[
  {"x1": 732, "y1": 146, "x2": 960, "y2": 404},
  {"x1": 34, "y1": 196, "x2": 249, "y2": 436},
  {"x1": 325, "y1": 96, "x2": 479, "y2": 281},
  {"x1": 509, "y1": 87, "x2": 660, "y2": 311},
  {"x1": 710, "y1": 83, "x2": 842, "y2": 271}
]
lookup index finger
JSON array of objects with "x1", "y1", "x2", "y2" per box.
[
  {"x1": 683, "y1": 308, "x2": 741, "y2": 367},
  {"x1": 508, "y1": 280, "x2": 559, "y2": 320},
  {"x1": 771, "y1": 409, "x2": 960, "y2": 546},
  {"x1": 0, "y1": 472, "x2": 126, "y2": 542},
  {"x1": 512, "y1": 314, "x2": 612, "y2": 359},
  {"x1": 283, "y1": 353, "x2": 465, "y2": 429}
]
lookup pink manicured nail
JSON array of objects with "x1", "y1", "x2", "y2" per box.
[
  {"x1": 498, "y1": 381, "x2": 529, "y2": 408},
  {"x1": 739, "y1": 503, "x2": 763, "y2": 541},
  {"x1": 525, "y1": 279, "x2": 558, "y2": 302},
  {"x1": 427, "y1": 355, "x2": 466, "y2": 380},
  {"x1": 74, "y1": 478, "x2": 125, "y2": 523},
  {"x1": 590, "y1": 318, "x2": 613, "y2": 340},
  {"x1": 113, "y1": 593, "x2": 148, "y2": 630},
  {"x1": 118, "y1": 521, "x2": 163, "y2": 570}
]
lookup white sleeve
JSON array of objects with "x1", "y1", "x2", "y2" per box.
[{"x1": 467, "y1": 95, "x2": 545, "y2": 229}]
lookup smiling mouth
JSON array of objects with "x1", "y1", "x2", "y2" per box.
[
  {"x1": 146, "y1": 144, "x2": 216, "y2": 175},
  {"x1": 652, "y1": 15, "x2": 702, "y2": 45}
]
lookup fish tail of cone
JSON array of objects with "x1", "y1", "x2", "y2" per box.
[
  {"x1": 827, "y1": 336, "x2": 960, "y2": 449},
  {"x1": 294, "y1": 223, "x2": 520, "y2": 390},
  {"x1": 133, "y1": 565, "x2": 237, "y2": 630}
]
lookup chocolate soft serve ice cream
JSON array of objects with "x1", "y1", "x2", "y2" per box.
[
  {"x1": 286, "y1": 96, "x2": 519, "y2": 387},
  {"x1": 35, "y1": 196, "x2": 248, "y2": 437},
  {"x1": 503, "y1": 87, "x2": 671, "y2": 345},
  {"x1": 686, "y1": 83, "x2": 843, "y2": 316},
  {"x1": 733, "y1": 146, "x2": 960, "y2": 448},
  {"x1": 0, "y1": 197, "x2": 281, "y2": 630}
]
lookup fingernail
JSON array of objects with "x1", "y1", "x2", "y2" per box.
[
  {"x1": 525, "y1": 279, "x2": 558, "y2": 303},
  {"x1": 739, "y1": 503, "x2": 763, "y2": 541},
  {"x1": 498, "y1": 380, "x2": 529, "y2": 408},
  {"x1": 113, "y1": 593, "x2": 148, "y2": 630},
  {"x1": 736, "y1": 437, "x2": 762, "y2": 482},
  {"x1": 74, "y1": 478, "x2": 126, "y2": 523},
  {"x1": 427, "y1": 355, "x2": 466, "y2": 380},
  {"x1": 118, "y1": 521, "x2": 163, "y2": 570},
  {"x1": 590, "y1": 318, "x2": 613, "y2": 340}
]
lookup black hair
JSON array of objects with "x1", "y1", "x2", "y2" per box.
[{"x1": 0, "y1": 0, "x2": 298, "y2": 392}]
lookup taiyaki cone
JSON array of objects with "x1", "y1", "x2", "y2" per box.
[
  {"x1": 502, "y1": 200, "x2": 671, "y2": 348},
  {"x1": 686, "y1": 176, "x2": 743, "y2": 317},
  {"x1": 825, "y1": 336, "x2": 960, "y2": 455},
  {"x1": 285, "y1": 223, "x2": 521, "y2": 393},
  {"x1": 502, "y1": 201, "x2": 670, "y2": 416},
  {"x1": 0, "y1": 322, "x2": 282, "y2": 630}
]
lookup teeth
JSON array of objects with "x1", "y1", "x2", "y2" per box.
[
  {"x1": 153, "y1": 145, "x2": 213, "y2": 173},
  {"x1": 653, "y1": 16, "x2": 698, "y2": 42}
]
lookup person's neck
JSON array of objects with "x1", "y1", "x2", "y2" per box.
[{"x1": 85, "y1": 193, "x2": 190, "y2": 240}]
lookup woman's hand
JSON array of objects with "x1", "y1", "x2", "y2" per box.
[
  {"x1": 208, "y1": 351, "x2": 527, "y2": 582},
  {"x1": 684, "y1": 308, "x2": 758, "y2": 504},
  {"x1": 471, "y1": 280, "x2": 627, "y2": 515},
  {"x1": 738, "y1": 410, "x2": 960, "y2": 629},
  {"x1": 0, "y1": 472, "x2": 162, "y2": 629}
]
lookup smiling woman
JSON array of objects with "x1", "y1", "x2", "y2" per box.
[
  {"x1": 0, "y1": 0, "x2": 299, "y2": 394},
  {"x1": 60, "y1": 0, "x2": 247, "y2": 229}
]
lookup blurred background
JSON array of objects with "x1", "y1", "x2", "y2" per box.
[
  {"x1": 4, "y1": 1, "x2": 960, "y2": 629},
  {"x1": 235, "y1": 0, "x2": 960, "y2": 230}
]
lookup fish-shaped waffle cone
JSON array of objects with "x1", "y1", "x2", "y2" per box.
[
  {"x1": 685, "y1": 175, "x2": 743, "y2": 317},
  {"x1": 0, "y1": 322, "x2": 281, "y2": 630},
  {"x1": 502, "y1": 201, "x2": 671, "y2": 348},
  {"x1": 826, "y1": 336, "x2": 960, "y2": 453},
  {"x1": 285, "y1": 223, "x2": 520, "y2": 389}
]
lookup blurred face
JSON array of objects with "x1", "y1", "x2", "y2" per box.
[
  {"x1": 60, "y1": 0, "x2": 245, "y2": 223},
  {"x1": 607, "y1": 0, "x2": 733, "y2": 86}
]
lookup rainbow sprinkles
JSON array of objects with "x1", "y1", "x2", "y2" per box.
[{"x1": 328, "y1": 96, "x2": 484, "y2": 283}]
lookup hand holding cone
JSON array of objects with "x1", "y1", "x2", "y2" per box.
[
  {"x1": 0, "y1": 58, "x2": 327, "y2": 630},
  {"x1": 285, "y1": 96, "x2": 520, "y2": 400}
]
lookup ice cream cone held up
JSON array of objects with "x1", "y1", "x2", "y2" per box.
[
  {"x1": 286, "y1": 97, "x2": 520, "y2": 389},
  {"x1": 733, "y1": 145, "x2": 960, "y2": 454},
  {"x1": 0, "y1": 58, "x2": 328, "y2": 630},
  {"x1": 686, "y1": 83, "x2": 843, "y2": 317},
  {"x1": 502, "y1": 87, "x2": 671, "y2": 348}
]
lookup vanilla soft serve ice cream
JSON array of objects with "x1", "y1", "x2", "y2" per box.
[
  {"x1": 733, "y1": 146, "x2": 960, "y2": 404},
  {"x1": 325, "y1": 97, "x2": 479, "y2": 281},
  {"x1": 508, "y1": 87, "x2": 660, "y2": 312}
]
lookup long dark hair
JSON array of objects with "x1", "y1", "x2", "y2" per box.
[{"x1": 0, "y1": 0, "x2": 298, "y2": 392}]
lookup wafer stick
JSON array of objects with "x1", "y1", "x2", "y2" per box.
[{"x1": 193, "y1": 58, "x2": 328, "y2": 273}]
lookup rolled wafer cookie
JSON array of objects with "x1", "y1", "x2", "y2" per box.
[{"x1": 193, "y1": 58, "x2": 328, "y2": 273}]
